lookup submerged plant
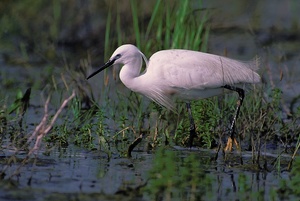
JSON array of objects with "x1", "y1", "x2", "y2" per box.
[
  {"x1": 8, "y1": 88, "x2": 31, "y2": 128},
  {"x1": 289, "y1": 157, "x2": 300, "y2": 196},
  {"x1": 145, "y1": 148, "x2": 212, "y2": 200}
]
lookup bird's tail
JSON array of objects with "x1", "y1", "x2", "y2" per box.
[{"x1": 247, "y1": 55, "x2": 260, "y2": 72}]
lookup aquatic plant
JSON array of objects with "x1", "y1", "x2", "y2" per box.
[
  {"x1": 145, "y1": 148, "x2": 212, "y2": 200},
  {"x1": 0, "y1": 1, "x2": 300, "y2": 200}
]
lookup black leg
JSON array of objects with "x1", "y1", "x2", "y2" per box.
[
  {"x1": 186, "y1": 102, "x2": 196, "y2": 147},
  {"x1": 223, "y1": 85, "x2": 245, "y2": 136},
  {"x1": 223, "y1": 85, "x2": 245, "y2": 151}
]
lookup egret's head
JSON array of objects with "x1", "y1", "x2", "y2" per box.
[
  {"x1": 86, "y1": 44, "x2": 142, "y2": 80},
  {"x1": 110, "y1": 44, "x2": 142, "y2": 65}
]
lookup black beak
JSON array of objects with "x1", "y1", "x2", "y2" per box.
[{"x1": 86, "y1": 59, "x2": 116, "y2": 80}]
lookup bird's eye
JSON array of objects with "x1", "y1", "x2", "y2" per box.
[{"x1": 115, "y1": 54, "x2": 122, "y2": 60}]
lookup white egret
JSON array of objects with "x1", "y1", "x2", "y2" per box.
[{"x1": 87, "y1": 44, "x2": 261, "y2": 152}]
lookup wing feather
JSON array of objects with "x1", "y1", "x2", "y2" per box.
[
  {"x1": 147, "y1": 50, "x2": 260, "y2": 90},
  {"x1": 144, "y1": 86, "x2": 176, "y2": 112}
]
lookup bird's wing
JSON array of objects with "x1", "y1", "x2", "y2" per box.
[
  {"x1": 144, "y1": 87, "x2": 177, "y2": 112},
  {"x1": 148, "y1": 50, "x2": 260, "y2": 90}
]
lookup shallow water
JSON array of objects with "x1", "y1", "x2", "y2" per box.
[
  {"x1": 1, "y1": 0, "x2": 300, "y2": 200},
  {"x1": 0, "y1": 144, "x2": 292, "y2": 200}
]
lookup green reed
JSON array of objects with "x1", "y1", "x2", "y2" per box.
[
  {"x1": 101, "y1": 0, "x2": 211, "y2": 149},
  {"x1": 145, "y1": 147, "x2": 212, "y2": 201},
  {"x1": 101, "y1": 0, "x2": 300, "y2": 170}
]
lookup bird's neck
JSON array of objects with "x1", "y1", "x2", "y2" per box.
[{"x1": 119, "y1": 57, "x2": 143, "y2": 92}]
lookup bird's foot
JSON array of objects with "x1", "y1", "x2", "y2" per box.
[{"x1": 224, "y1": 136, "x2": 240, "y2": 152}]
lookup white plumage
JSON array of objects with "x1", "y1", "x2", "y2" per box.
[
  {"x1": 89, "y1": 44, "x2": 260, "y2": 111},
  {"x1": 87, "y1": 44, "x2": 261, "y2": 150}
]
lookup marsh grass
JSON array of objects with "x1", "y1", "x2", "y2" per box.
[
  {"x1": 145, "y1": 147, "x2": 212, "y2": 201},
  {"x1": 0, "y1": 1, "x2": 300, "y2": 199},
  {"x1": 144, "y1": 146, "x2": 300, "y2": 200},
  {"x1": 85, "y1": 0, "x2": 300, "y2": 165},
  {"x1": 100, "y1": 0, "x2": 211, "y2": 150},
  {"x1": 0, "y1": 90, "x2": 75, "y2": 179},
  {"x1": 0, "y1": 0, "x2": 298, "y2": 166},
  {"x1": 0, "y1": 3, "x2": 299, "y2": 201}
]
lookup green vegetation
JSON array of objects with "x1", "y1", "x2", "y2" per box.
[
  {"x1": 0, "y1": 0, "x2": 298, "y2": 165},
  {"x1": 145, "y1": 148, "x2": 212, "y2": 200},
  {"x1": 144, "y1": 147, "x2": 300, "y2": 200},
  {"x1": 0, "y1": 0, "x2": 299, "y2": 200},
  {"x1": 103, "y1": 0, "x2": 211, "y2": 149}
]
